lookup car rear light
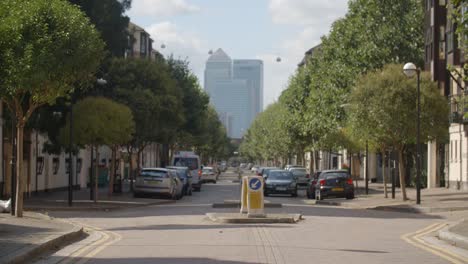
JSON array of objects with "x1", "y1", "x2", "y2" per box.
[
  {"x1": 319, "y1": 179, "x2": 326, "y2": 186},
  {"x1": 347, "y1": 178, "x2": 353, "y2": 185},
  {"x1": 198, "y1": 170, "x2": 202, "y2": 176}
]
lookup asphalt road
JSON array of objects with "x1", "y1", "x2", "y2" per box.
[{"x1": 41, "y1": 171, "x2": 452, "y2": 264}]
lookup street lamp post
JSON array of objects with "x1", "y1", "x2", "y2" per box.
[{"x1": 403, "y1": 62, "x2": 421, "y2": 205}]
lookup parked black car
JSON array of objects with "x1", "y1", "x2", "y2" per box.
[
  {"x1": 264, "y1": 170, "x2": 298, "y2": 197},
  {"x1": 306, "y1": 170, "x2": 322, "y2": 199},
  {"x1": 314, "y1": 170, "x2": 354, "y2": 200}
]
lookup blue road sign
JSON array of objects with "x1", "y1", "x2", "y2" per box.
[{"x1": 249, "y1": 178, "x2": 262, "y2": 191}]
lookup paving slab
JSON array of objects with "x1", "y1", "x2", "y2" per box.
[{"x1": 0, "y1": 212, "x2": 83, "y2": 264}]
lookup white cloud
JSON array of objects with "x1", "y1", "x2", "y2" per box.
[
  {"x1": 146, "y1": 22, "x2": 208, "y2": 83},
  {"x1": 269, "y1": 0, "x2": 348, "y2": 26},
  {"x1": 129, "y1": 0, "x2": 200, "y2": 17},
  {"x1": 261, "y1": 0, "x2": 348, "y2": 107}
]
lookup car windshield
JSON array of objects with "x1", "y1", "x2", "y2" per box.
[
  {"x1": 203, "y1": 168, "x2": 213, "y2": 172},
  {"x1": 291, "y1": 169, "x2": 307, "y2": 177},
  {"x1": 320, "y1": 172, "x2": 349, "y2": 179},
  {"x1": 269, "y1": 171, "x2": 293, "y2": 179},
  {"x1": 174, "y1": 158, "x2": 199, "y2": 170},
  {"x1": 140, "y1": 170, "x2": 167, "y2": 178}
]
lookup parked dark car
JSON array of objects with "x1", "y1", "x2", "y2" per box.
[
  {"x1": 166, "y1": 166, "x2": 193, "y2": 196},
  {"x1": 264, "y1": 170, "x2": 298, "y2": 197},
  {"x1": 260, "y1": 167, "x2": 280, "y2": 177},
  {"x1": 306, "y1": 170, "x2": 322, "y2": 199},
  {"x1": 314, "y1": 170, "x2": 354, "y2": 200}
]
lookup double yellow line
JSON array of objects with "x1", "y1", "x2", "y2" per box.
[
  {"x1": 402, "y1": 223, "x2": 468, "y2": 264},
  {"x1": 59, "y1": 222, "x2": 122, "y2": 264}
]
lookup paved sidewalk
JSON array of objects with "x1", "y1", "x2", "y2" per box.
[
  {"x1": 312, "y1": 182, "x2": 468, "y2": 213},
  {"x1": 0, "y1": 212, "x2": 82, "y2": 264},
  {"x1": 24, "y1": 184, "x2": 174, "y2": 212}
]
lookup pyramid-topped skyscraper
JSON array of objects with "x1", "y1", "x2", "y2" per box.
[{"x1": 204, "y1": 49, "x2": 263, "y2": 139}]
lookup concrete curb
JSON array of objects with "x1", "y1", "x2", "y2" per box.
[
  {"x1": 313, "y1": 199, "x2": 468, "y2": 214},
  {"x1": 206, "y1": 213, "x2": 303, "y2": 224},
  {"x1": 438, "y1": 219, "x2": 468, "y2": 251},
  {"x1": 3, "y1": 219, "x2": 84, "y2": 264},
  {"x1": 25, "y1": 199, "x2": 175, "y2": 212}
]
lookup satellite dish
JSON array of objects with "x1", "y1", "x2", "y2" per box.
[
  {"x1": 161, "y1": 44, "x2": 166, "y2": 49},
  {"x1": 276, "y1": 57, "x2": 282, "y2": 62},
  {"x1": 208, "y1": 50, "x2": 213, "y2": 55}
]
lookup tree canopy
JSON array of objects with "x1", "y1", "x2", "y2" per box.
[{"x1": 61, "y1": 97, "x2": 135, "y2": 147}]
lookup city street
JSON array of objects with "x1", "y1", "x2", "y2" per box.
[{"x1": 36, "y1": 171, "x2": 455, "y2": 264}]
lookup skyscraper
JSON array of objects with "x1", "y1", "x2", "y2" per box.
[{"x1": 204, "y1": 49, "x2": 263, "y2": 139}]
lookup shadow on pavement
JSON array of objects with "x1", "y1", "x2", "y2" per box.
[
  {"x1": 108, "y1": 224, "x2": 292, "y2": 231},
  {"x1": 0, "y1": 224, "x2": 52, "y2": 259},
  {"x1": 43, "y1": 257, "x2": 263, "y2": 264}
]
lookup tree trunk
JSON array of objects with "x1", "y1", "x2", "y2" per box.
[
  {"x1": 15, "y1": 122, "x2": 25, "y2": 217},
  {"x1": 108, "y1": 146, "x2": 116, "y2": 196},
  {"x1": 398, "y1": 148, "x2": 408, "y2": 200},
  {"x1": 94, "y1": 146, "x2": 99, "y2": 203},
  {"x1": 382, "y1": 151, "x2": 388, "y2": 198}
]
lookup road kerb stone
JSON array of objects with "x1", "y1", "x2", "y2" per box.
[
  {"x1": 3, "y1": 220, "x2": 84, "y2": 264},
  {"x1": 206, "y1": 213, "x2": 302, "y2": 224},
  {"x1": 439, "y1": 219, "x2": 468, "y2": 251}
]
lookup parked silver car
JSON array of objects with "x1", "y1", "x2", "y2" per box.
[{"x1": 134, "y1": 168, "x2": 183, "y2": 200}]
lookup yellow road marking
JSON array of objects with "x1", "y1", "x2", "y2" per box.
[
  {"x1": 56, "y1": 221, "x2": 121, "y2": 264},
  {"x1": 402, "y1": 223, "x2": 468, "y2": 264}
]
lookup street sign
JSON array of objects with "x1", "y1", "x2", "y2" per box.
[
  {"x1": 240, "y1": 176, "x2": 265, "y2": 217},
  {"x1": 248, "y1": 177, "x2": 262, "y2": 191}
]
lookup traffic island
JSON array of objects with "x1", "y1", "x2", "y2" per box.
[
  {"x1": 206, "y1": 213, "x2": 303, "y2": 224},
  {"x1": 212, "y1": 200, "x2": 282, "y2": 208}
]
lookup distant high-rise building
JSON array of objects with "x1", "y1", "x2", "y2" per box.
[
  {"x1": 204, "y1": 49, "x2": 263, "y2": 139},
  {"x1": 233, "y1": 60, "x2": 263, "y2": 124}
]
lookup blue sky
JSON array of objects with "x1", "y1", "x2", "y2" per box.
[{"x1": 127, "y1": 0, "x2": 349, "y2": 107}]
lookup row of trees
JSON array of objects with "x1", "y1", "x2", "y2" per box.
[
  {"x1": 0, "y1": 0, "x2": 230, "y2": 217},
  {"x1": 241, "y1": 0, "x2": 449, "y2": 200}
]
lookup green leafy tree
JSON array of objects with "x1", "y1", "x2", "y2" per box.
[
  {"x1": 166, "y1": 58, "x2": 210, "y2": 150},
  {"x1": 61, "y1": 97, "x2": 135, "y2": 200},
  {"x1": 69, "y1": 0, "x2": 132, "y2": 57},
  {"x1": 0, "y1": 0, "x2": 104, "y2": 216},
  {"x1": 348, "y1": 64, "x2": 448, "y2": 200},
  {"x1": 107, "y1": 58, "x2": 184, "y2": 186},
  {"x1": 280, "y1": 0, "x2": 424, "y2": 158}
]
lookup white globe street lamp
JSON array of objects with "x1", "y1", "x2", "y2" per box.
[
  {"x1": 403, "y1": 62, "x2": 418, "y2": 78},
  {"x1": 403, "y1": 62, "x2": 421, "y2": 205}
]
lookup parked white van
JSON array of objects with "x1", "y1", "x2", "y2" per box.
[{"x1": 172, "y1": 151, "x2": 202, "y2": 191}]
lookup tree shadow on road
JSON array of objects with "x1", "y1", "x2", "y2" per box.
[
  {"x1": 108, "y1": 224, "x2": 292, "y2": 231},
  {"x1": 43, "y1": 256, "x2": 265, "y2": 264}
]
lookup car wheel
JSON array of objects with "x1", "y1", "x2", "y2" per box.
[
  {"x1": 213, "y1": 180, "x2": 217, "y2": 184},
  {"x1": 291, "y1": 190, "x2": 298, "y2": 197},
  {"x1": 346, "y1": 193, "x2": 355, "y2": 200},
  {"x1": 264, "y1": 192, "x2": 269, "y2": 197},
  {"x1": 133, "y1": 192, "x2": 141, "y2": 198}
]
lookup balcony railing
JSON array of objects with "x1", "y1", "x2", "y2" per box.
[{"x1": 449, "y1": 93, "x2": 468, "y2": 124}]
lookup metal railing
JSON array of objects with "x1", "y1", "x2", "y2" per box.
[{"x1": 449, "y1": 93, "x2": 468, "y2": 124}]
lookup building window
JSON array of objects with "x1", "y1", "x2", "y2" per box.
[
  {"x1": 439, "y1": 0, "x2": 445, "y2": 5},
  {"x1": 140, "y1": 32, "x2": 147, "y2": 56},
  {"x1": 455, "y1": 140, "x2": 458, "y2": 161}
]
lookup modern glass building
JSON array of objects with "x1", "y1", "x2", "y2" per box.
[{"x1": 204, "y1": 49, "x2": 263, "y2": 139}]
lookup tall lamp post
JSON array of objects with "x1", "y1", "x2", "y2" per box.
[{"x1": 403, "y1": 62, "x2": 421, "y2": 205}]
